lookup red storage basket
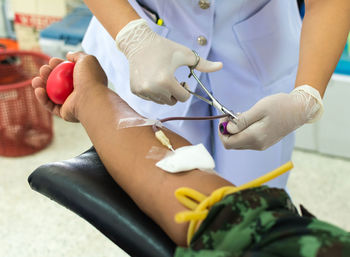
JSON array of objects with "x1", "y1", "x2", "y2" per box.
[{"x1": 0, "y1": 50, "x2": 53, "y2": 157}]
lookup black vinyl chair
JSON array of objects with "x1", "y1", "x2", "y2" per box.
[{"x1": 28, "y1": 147, "x2": 176, "y2": 257}]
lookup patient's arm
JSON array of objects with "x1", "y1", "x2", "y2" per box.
[{"x1": 32, "y1": 52, "x2": 233, "y2": 246}]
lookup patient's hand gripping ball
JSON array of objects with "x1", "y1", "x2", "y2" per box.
[{"x1": 46, "y1": 61, "x2": 75, "y2": 105}]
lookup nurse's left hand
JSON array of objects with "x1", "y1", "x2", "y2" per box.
[{"x1": 219, "y1": 85, "x2": 324, "y2": 150}]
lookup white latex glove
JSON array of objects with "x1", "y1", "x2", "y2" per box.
[
  {"x1": 116, "y1": 19, "x2": 223, "y2": 105},
  {"x1": 219, "y1": 85, "x2": 324, "y2": 150}
]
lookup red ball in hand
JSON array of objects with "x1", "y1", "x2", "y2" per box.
[{"x1": 46, "y1": 61, "x2": 75, "y2": 105}]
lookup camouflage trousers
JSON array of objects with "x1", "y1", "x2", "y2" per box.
[{"x1": 174, "y1": 186, "x2": 350, "y2": 257}]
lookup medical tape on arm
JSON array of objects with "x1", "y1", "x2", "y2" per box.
[
  {"x1": 118, "y1": 117, "x2": 176, "y2": 151},
  {"x1": 146, "y1": 146, "x2": 171, "y2": 161},
  {"x1": 117, "y1": 117, "x2": 163, "y2": 129}
]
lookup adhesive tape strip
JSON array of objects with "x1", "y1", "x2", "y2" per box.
[
  {"x1": 117, "y1": 117, "x2": 163, "y2": 129},
  {"x1": 146, "y1": 146, "x2": 172, "y2": 161}
]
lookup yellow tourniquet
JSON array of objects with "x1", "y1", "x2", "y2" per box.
[{"x1": 174, "y1": 161, "x2": 294, "y2": 245}]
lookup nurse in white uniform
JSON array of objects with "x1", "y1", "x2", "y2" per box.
[{"x1": 82, "y1": 0, "x2": 350, "y2": 188}]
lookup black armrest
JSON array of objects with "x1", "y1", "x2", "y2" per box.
[{"x1": 28, "y1": 147, "x2": 176, "y2": 257}]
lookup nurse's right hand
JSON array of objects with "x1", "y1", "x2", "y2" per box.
[{"x1": 115, "y1": 19, "x2": 223, "y2": 105}]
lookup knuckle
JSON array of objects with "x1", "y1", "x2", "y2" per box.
[
  {"x1": 39, "y1": 65, "x2": 49, "y2": 74},
  {"x1": 134, "y1": 80, "x2": 152, "y2": 94},
  {"x1": 152, "y1": 71, "x2": 168, "y2": 85}
]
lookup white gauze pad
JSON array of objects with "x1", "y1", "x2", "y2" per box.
[{"x1": 155, "y1": 144, "x2": 215, "y2": 173}]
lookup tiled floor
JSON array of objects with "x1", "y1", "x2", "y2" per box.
[{"x1": 1, "y1": 116, "x2": 349, "y2": 257}]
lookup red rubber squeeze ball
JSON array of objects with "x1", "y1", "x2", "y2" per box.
[{"x1": 46, "y1": 61, "x2": 75, "y2": 104}]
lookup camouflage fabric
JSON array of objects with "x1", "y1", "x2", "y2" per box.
[{"x1": 174, "y1": 186, "x2": 350, "y2": 257}]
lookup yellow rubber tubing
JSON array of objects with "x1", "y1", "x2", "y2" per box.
[{"x1": 174, "y1": 161, "x2": 294, "y2": 245}]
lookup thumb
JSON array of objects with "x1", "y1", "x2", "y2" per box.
[
  {"x1": 66, "y1": 51, "x2": 87, "y2": 63},
  {"x1": 226, "y1": 107, "x2": 263, "y2": 134},
  {"x1": 182, "y1": 48, "x2": 223, "y2": 72},
  {"x1": 195, "y1": 57, "x2": 223, "y2": 73}
]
